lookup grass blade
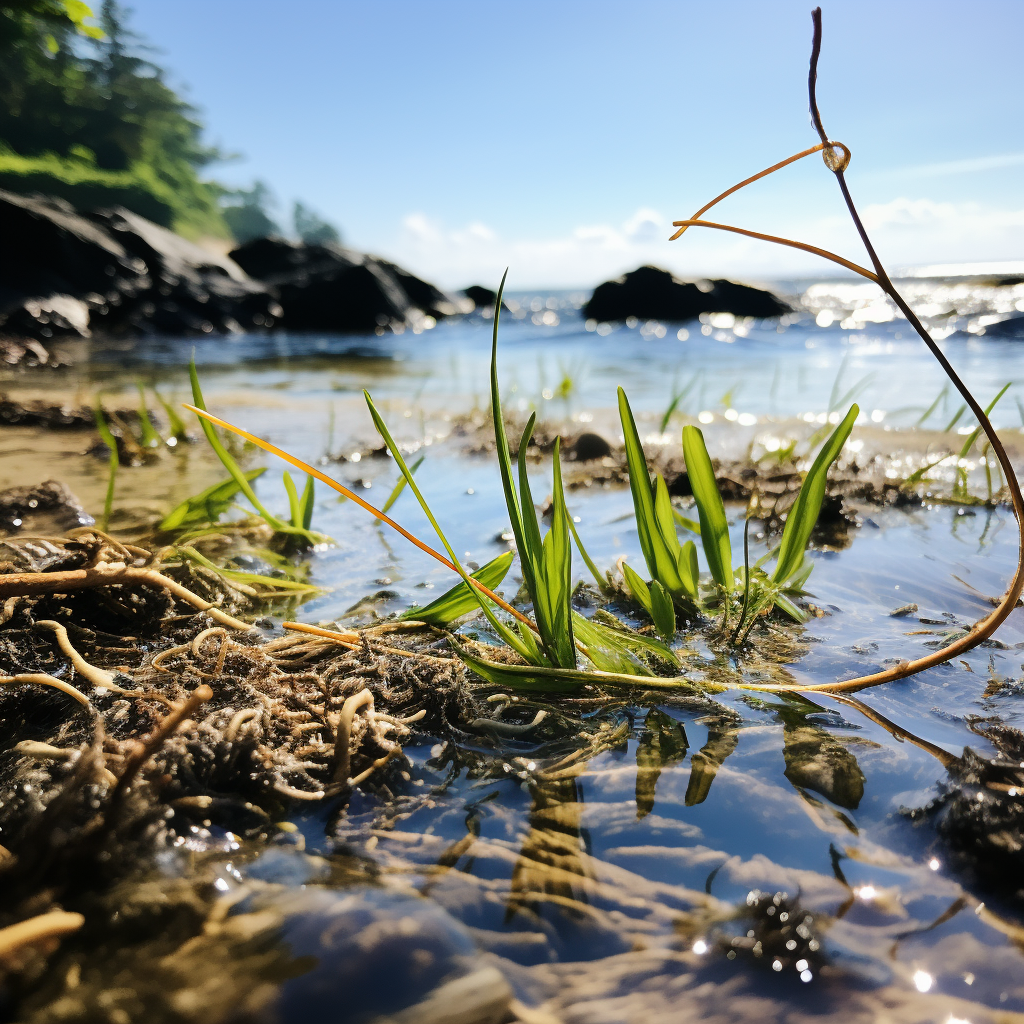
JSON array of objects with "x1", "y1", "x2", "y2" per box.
[
  {"x1": 188, "y1": 357, "x2": 291, "y2": 534},
  {"x1": 567, "y1": 513, "x2": 609, "y2": 592},
  {"x1": 773, "y1": 403, "x2": 858, "y2": 584},
  {"x1": 650, "y1": 580, "x2": 676, "y2": 639},
  {"x1": 159, "y1": 468, "x2": 266, "y2": 531},
  {"x1": 282, "y1": 471, "x2": 302, "y2": 527},
  {"x1": 621, "y1": 560, "x2": 654, "y2": 618},
  {"x1": 364, "y1": 388, "x2": 536, "y2": 662},
  {"x1": 154, "y1": 388, "x2": 189, "y2": 441},
  {"x1": 682, "y1": 424, "x2": 732, "y2": 591},
  {"x1": 300, "y1": 474, "x2": 315, "y2": 530},
  {"x1": 399, "y1": 551, "x2": 514, "y2": 625},
  {"x1": 183, "y1": 402, "x2": 528, "y2": 630},
  {"x1": 381, "y1": 455, "x2": 424, "y2": 513},
  {"x1": 136, "y1": 382, "x2": 161, "y2": 447},
  {"x1": 93, "y1": 400, "x2": 119, "y2": 531}
]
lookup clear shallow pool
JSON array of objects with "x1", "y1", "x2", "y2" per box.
[{"x1": 4, "y1": 279, "x2": 1024, "y2": 1020}]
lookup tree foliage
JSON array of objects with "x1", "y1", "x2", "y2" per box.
[{"x1": 0, "y1": 0, "x2": 228, "y2": 236}]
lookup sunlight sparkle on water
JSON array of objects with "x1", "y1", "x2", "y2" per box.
[{"x1": 914, "y1": 970, "x2": 934, "y2": 993}]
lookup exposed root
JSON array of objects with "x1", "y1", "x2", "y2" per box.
[
  {"x1": 333, "y1": 688, "x2": 375, "y2": 784},
  {"x1": 34, "y1": 620, "x2": 126, "y2": 692},
  {"x1": 0, "y1": 672, "x2": 91, "y2": 707},
  {"x1": 0, "y1": 911, "x2": 84, "y2": 961}
]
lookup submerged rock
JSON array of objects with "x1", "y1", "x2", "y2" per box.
[
  {"x1": 0, "y1": 480, "x2": 92, "y2": 534},
  {"x1": 583, "y1": 265, "x2": 790, "y2": 322},
  {"x1": 919, "y1": 721, "x2": 1024, "y2": 901},
  {"x1": 236, "y1": 886, "x2": 510, "y2": 1024},
  {"x1": 229, "y1": 236, "x2": 462, "y2": 332}
]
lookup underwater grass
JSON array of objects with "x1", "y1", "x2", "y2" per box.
[{"x1": 92, "y1": 400, "x2": 119, "y2": 532}]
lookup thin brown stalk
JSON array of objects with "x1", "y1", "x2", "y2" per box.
[
  {"x1": 669, "y1": 143, "x2": 826, "y2": 240},
  {"x1": 670, "y1": 9, "x2": 1024, "y2": 695},
  {"x1": 669, "y1": 220, "x2": 876, "y2": 281},
  {"x1": 183, "y1": 404, "x2": 539, "y2": 634}
]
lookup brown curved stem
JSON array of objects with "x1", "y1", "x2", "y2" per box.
[
  {"x1": 668, "y1": 219, "x2": 877, "y2": 281},
  {"x1": 669, "y1": 143, "x2": 825, "y2": 241},
  {"x1": 799, "y1": 8, "x2": 1024, "y2": 693}
]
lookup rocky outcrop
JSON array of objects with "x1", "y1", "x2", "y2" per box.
[
  {"x1": 584, "y1": 265, "x2": 789, "y2": 322},
  {"x1": 0, "y1": 189, "x2": 281, "y2": 344},
  {"x1": 229, "y1": 237, "x2": 463, "y2": 332}
]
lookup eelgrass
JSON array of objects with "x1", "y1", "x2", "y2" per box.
[
  {"x1": 92, "y1": 400, "x2": 119, "y2": 532},
  {"x1": 183, "y1": 357, "x2": 327, "y2": 546}
]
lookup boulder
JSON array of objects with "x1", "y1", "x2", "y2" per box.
[
  {"x1": 0, "y1": 480, "x2": 92, "y2": 534},
  {"x1": 583, "y1": 265, "x2": 789, "y2": 322},
  {"x1": 86, "y1": 207, "x2": 282, "y2": 335},
  {"x1": 229, "y1": 237, "x2": 462, "y2": 332},
  {"x1": 0, "y1": 189, "x2": 282, "y2": 342}
]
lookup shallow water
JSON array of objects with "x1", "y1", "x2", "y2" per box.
[{"x1": 4, "y1": 278, "x2": 1024, "y2": 1020}]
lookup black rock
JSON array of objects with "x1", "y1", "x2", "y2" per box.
[
  {"x1": 86, "y1": 207, "x2": 282, "y2": 336},
  {"x1": 583, "y1": 265, "x2": 789, "y2": 323},
  {"x1": 0, "y1": 189, "x2": 282, "y2": 342},
  {"x1": 463, "y1": 284, "x2": 496, "y2": 308},
  {"x1": 229, "y1": 236, "x2": 462, "y2": 332},
  {"x1": 570, "y1": 432, "x2": 613, "y2": 461},
  {"x1": 0, "y1": 480, "x2": 93, "y2": 534}
]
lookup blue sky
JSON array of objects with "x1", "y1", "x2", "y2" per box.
[{"x1": 131, "y1": 0, "x2": 1024, "y2": 288}]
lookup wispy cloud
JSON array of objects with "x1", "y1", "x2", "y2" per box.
[
  {"x1": 387, "y1": 199, "x2": 1024, "y2": 289},
  {"x1": 876, "y1": 152, "x2": 1024, "y2": 179}
]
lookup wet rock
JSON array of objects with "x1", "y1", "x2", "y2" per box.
[
  {"x1": 229, "y1": 236, "x2": 461, "y2": 332},
  {"x1": 0, "y1": 480, "x2": 92, "y2": 534},
  {"x1": 462, "y1": 284, "x2": 496, "y2": 308},
  {"x1": 1, "y1": 293, "x2": 91, "y2": 343},
  {"x1": 781, "y1": 714, "x2": 865, "y2": 810},
  {"x1": 569, "y1": 432, "x2": 613, "y2": 462},
  {"x1": 583, "y1": 265, "x2": 789, "y2": 322},
  {"x1": 0, "y1": 190, "x2": 281, "y2": 342},
  {"x1": 86, "y1": 207, "x2": 282, "y2": 336},
  {"x1": 239, "y1": 886, "x2": 510, "y2": 1024},
  {"x1": 965, "y1": 312, "x2": 1024, "y2": 340},
  {"x1": 920, "y1": 721, "x2": 1024, "y2": 899}
]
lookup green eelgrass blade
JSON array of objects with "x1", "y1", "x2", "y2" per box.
[
  {"x1": 154, "y1": 388, "x2": 189, "y2": 440},
  {"x1": 567, "y1": 512, "x2": 609, "y2": 592},
  {"x1": 93, "y1": 400, "x2": 119, "y2": 531},
  {"x1": 136, "y1": 382, "x2": 161, "y2": 447},
  {"x1": 381, "y1": 455, "x2": 424, "y2": 513},
  {"x1": 672, "y1": 509, "x2": 701, "y2": 535},
  {"x1": 189, "y1": 357, "x2": 293, "y2": 535},
  {"x1": 621, "y1": 560, "x2": 654, "y2": 618},
  {"x1": 537, "y1": 438, "x2": 576, "y2": 667},
  {"x1": 451, "y1": 639, "x2": 700, "y2": 693},
  {"x1": 489, "y1": 270, "x2": 532, "y2": 596},
  {"x1": 159, "y1": 468, "x2": 267, "y2": 531},
  {"x1": 572, "y1": 612, "x2": 652, "y2": 675},
  {"x1": 175, "y1": 546, "x2": 321, "y2": 593},
  {"x1": 943, "y1": 404, "x2": 966, "y2": 433},
  {"x1": 773, "y1": 404, "x2": 858, "y2": 584},
  {"x1": 957, "y1": 382, "x2": 1010, "y2": 461},
  {"x1": 363, "y1": 388, "x2": 535, "y2": 662},
  {"x1": 682, "y1": 424, "x2": 732, "y2": 591},
  {"x1": 398, "y1": 551, "x2": 513, "y2": 625},
  {"x1": 916, "y1": 385, "x2": 948, "y2": 427},
  {"x1": 513, "y1": 419, "x2": 576, "y2": 667},
  {"x1": 282, "y1": 471, "x2": 302, "y2": 527},
  {"x1": 576, "y1": 612, "x2": 677, "y2": 666},
  {"x1": 618, "y1": 388, "x2": 694, "y2": 600},
  {"x1": 300, "y1": 474, "x2": 315, "y2": 530},
  {"x1": 649, "y1": 579, "x2": 677, "y2": 639}
]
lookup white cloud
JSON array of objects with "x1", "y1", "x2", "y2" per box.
[{"x1": 387, "y1": 199, "x2": 1024, "y2": 289}]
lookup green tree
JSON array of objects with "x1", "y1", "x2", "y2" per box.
[
  {"x1": 0, "y1": 0, "x2": 229, "y2": 237},
  {"x1": 293, "y1": 200, "x2": 340, "y2": 245},
  {"x1": 220, "y1": 181, "x2": 280, "y2": 243}
]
